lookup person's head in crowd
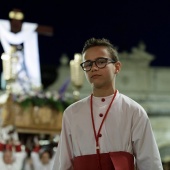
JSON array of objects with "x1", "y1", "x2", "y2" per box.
[
  {"x1": 3, "y1": 150, "x2": 15, "y2": 164},
  {"x1": 39, "y1": 148, "x2": 52, "y2": 165}
]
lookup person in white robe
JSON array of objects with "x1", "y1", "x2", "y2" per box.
[
  {"x1": 0, "y1": 149, "x2": 26, "y2": 170},
  {"x1": 0, "y1": 125, "x2": 27, "y2": 170},
  {"x1": 31, "y1": 148, "x2": 55, "y2": 170},
  {"x1": 52, "y1": 37, "x2": 163, "y2": 170}
]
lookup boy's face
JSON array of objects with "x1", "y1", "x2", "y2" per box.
[
  {"x1": 3, "y1": 150, "x2": 14, "y2": 164},
  {"x1": 40, "y1": 152, "x2": 50, "y2": 164},
  {"x1": 82, "y1": 46, "x2": 121, "y2": 90}
]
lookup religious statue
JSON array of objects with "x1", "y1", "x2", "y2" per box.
[{"x1": 0, "y1": 8, "x2": 53, "y2": 93}]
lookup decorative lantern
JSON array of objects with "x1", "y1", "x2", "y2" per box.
[{"x1": 1, "y1": 46, "x2": 18, "y2": 92}]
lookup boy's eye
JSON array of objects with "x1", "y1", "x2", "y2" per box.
[{"x1": 97, "y1": 59, "x2": 107, "y2": 64}]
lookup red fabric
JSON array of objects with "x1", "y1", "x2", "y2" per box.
[
  {"x1": 0, "y1": 143, "x2": 5, "y2": 151},
  {"x1": 109, "y1": 151, "x2": 134, "y2": 170},
  {"x1": 33, "y1": 145, "x2": 41, "y2": 152},
  {"x1": 74, "y1": 153, "x2": 114, "y2": 170},
  {"x1": 74, "y1": 151, "x2": 134, "y2": 170},
  {"x1": 15, "y1": 144, "x2": 22, "y2": 152},
  {"x1": 0, "y1": 143, "x2": 22, "y2": 152}
]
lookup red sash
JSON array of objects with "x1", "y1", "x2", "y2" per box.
[
  {"x1": 74, "y1": 151, "x2": 134, "y2": 170},
  {"x1": 109, "y1": 151, "x2": 134, "y2": 170}
]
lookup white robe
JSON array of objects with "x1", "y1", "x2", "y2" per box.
[{"x1": 52, "y1": 90, "x2": 163, "y2": 170}]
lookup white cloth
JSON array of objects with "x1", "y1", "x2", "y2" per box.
[
  {"x1": 52, "y1": 90, "x2": 163, "y2": 170},
  {"x1": 0, "y1": 19, "x2": 41, "y2": 88}
]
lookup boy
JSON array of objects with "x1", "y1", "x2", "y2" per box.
[{"x1": 52, "y1": 38, "x2": 163, "y2": 170}]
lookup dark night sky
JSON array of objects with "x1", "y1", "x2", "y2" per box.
[{"x1": 0, "y1": 0, "x2": 170, "y2": 69}]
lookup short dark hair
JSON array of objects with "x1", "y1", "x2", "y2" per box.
[
  {"x1": 82, "y1": 37, "x2": 119, "y2": 61},
  {"x1": 39, "y1": 148, "x2": 53, "y2": 159}
]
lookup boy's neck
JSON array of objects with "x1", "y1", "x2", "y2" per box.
[{"x1": 92, "y1": 88, "x2": 116, "y2": 97}]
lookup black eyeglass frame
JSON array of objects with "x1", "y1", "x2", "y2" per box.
[{"x1": 80, "y1": 57, "x2": 116, "y2": 71}]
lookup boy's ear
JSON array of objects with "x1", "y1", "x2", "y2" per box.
[{"x1": 114, "y1": 61, "x2": 121, "y2": 74}]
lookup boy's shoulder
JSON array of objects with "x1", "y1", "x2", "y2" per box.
[
  {"x1": 118, "y1": 92, "x2": 145, "y2": 110},
  {"x1": 65, "y1": 96, "x2": 90, "y2": 110}
]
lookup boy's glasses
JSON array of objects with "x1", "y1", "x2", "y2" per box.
[{"x1": 80, "y1": 57, "x2": 116, "y2": 71}]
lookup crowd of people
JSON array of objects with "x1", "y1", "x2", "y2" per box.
[{"x1": 0, "y1": 125, "x2": 56, "y2": 170}]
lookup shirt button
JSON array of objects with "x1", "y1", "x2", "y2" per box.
[
  {"x1": 99, "y1": 113, "x2": 103, "y2": 117},
  {"x1": 98, "y1": 134, "x2": 102, "y2": 137},
  {"x1": 101, "y1": 98, "x2": 105, "y2": 102}
]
